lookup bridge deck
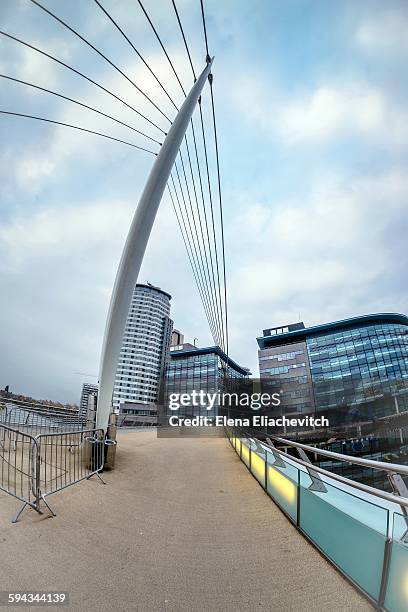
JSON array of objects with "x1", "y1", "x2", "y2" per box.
[{"x1": 0, "y1": 430, "x2": 372, "y2": 611}]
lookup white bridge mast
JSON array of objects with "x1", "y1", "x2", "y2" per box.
[{"x1": 96, "y1": 59, "x2": 213, "y2": 430}]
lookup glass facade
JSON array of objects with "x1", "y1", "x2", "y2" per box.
[
  {"x1": 258, "y1": 338, "x2": 315, "y2": 418},
  {"x1": 113, "y1": 284, "x2": 173, "y2": 409},
  {"x1": 307, "y1": 322, "x2": 408, "y2": 421},
  {"x1": 258, "y1": 315, "x2": 408, "y2": 427},
  {"x1": 165, "y1": 346, "x2": 249, "y2": 419},
  {"x1": 258, "y1": 314, "x2": 408, "y2": 490}
]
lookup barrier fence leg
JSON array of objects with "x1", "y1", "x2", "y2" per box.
[
  {"x1": 40, "y1": 495, "x2": 56, "y2": 518},
  {"x1": 12, "y1": 501, "x2": 43, "y2": 524},
  {"x1": 87, "y1": 471, "x2": 107, "y2": 485},
  {"x1": 12, "y1": 502, "x2": 29, "y2": 524}
]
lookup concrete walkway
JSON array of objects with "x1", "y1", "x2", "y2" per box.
[{"x1": 0, "y1": 430, "x2": 372, "y2": 611}]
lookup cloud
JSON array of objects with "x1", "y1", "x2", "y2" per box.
[
  {"x1": 356, "y1": 10, "x2": 408, "y2": 55},
  {"x1": 3, "y1": 45, "x2": 195, "y2": 195},
  {"x1": 1, "y1": 0, "x2": 407, "y2": 395},
  {"x1": 0, "y1": 198, "x2": 133, "y2": 265},
  {"x1": 225, "y1": 169, "x2": 408, "y2": 373},
  {"x1": 230, "y1": 74, "x2": 408, "y2": 148},
  {"x1": 279, "y1": 86, "x2": 386, "y2": 143},
  {"x1": 0, "y1": 188, "x2": 210, "y2": 401}
]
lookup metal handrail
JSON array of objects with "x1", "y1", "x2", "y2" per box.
[
  {"x1": 0, "y1": 397, "x2": 78, "y2": 414},
  {"x1": 3, "y1": 404, "x2": 83, "y2": 419},
  {"x1": 228, "y1": 427, "x2": 407, "y2": 609},
  {"x1": 250, "y1": 436, "x2": 408, "y2": 509},
  {"x1": 269, "y1": 434, "x2": 408, "y2": 476}
]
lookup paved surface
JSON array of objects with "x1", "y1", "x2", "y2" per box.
[{"x1": 0, "y1": 430, "x2": 372, "y2": 611}]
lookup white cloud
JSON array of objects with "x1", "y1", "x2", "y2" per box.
[
  {"x1": 0, "y1": 194, "x2": 190, "y2": 401},
  {"x1": 225, "y1": 169, "x2": 408, "y2": 373},
  {"x1": 356, "y1": 10, "x2": 408, "y2": 54},
  {"x1": 230, "y1": 74, "x2": 408, "y2": 147},
  {"x1": 1, "y1": 0, "x2": 407, "y2": 395},
  {"x1": 7, "y1": 47, "x2": 194, "y2": 194},
  {"x1": 279, "y1": 85, "x2": 386, "y2": 143},
  {"x1": 0, "y1": 199, "x2": 133, "y2": 261}
]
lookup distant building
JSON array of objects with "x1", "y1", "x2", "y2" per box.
[
  {"x1": 79, "y1": 383, "x2": 98, "y2": 419},
  {"x1": 170, "y1": 341, "x2": 196, "y2": 352},
  {"x1": 257, "y1": 313, "x2": 408, "y2": 428},
  {"x1": 165, "y1": 343, "x2": 250, "y2": 419},
  {"x1": 171, "y1": 329, "x2": 184, "y2": 347},
  {"x1": 113, "y1": 283, "x2": 173, "y2": 411},
  {"x1": 118, "y1": 401, "x2": 158, "y2": 427}
]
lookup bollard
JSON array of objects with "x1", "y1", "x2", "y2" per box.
[
  {"x1": 83, "y1": 396, "x2": 97, "y2": 468},
  {"x1": 104, "y1": 412, "x2": 118, "y2": 470}
]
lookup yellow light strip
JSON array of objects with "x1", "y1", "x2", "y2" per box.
[
  {"x1": 251, "y1": 451, "x2": 266, "y2": 483},
  {"x1": 268, "y1": 465, "x2": 296, "y2": 504}
]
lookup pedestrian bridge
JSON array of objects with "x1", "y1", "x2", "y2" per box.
[{"x1": 3, "y1": 428, "x2": 404, "y2": 611}]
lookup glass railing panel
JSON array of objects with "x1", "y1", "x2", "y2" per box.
[
  {"x1": 265, "y1": 453, "x2": 298, "y2": 521},
  {"x1": 240, "y1": 438, "x2": 250, "y2": 467},
  {"x1": 249, "y1": 442, "x2": 266, "y2": 486},
  {"x1": 299, "y1": 471, "x2": 389, "y2": 536},
  {"x1": 236, "y1": 437, "x2": 241, "y2": 456},
  {"x1": 299, "y1": 471, "x2": 388, "y2": 600},
  {"x1": 266, "y1": 450, "x2": 299, "y2": 482},
  {"x1": 384, "y1": 512, "x2": 408, "y2": 612}
]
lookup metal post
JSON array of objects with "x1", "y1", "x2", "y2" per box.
[
  {"x1": 295, "y1": 447, "x2": 327, "y2": 493},
  {"x1": 96, "y1": 60, "x2": 214, "y2": 431}
]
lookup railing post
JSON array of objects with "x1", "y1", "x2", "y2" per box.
[
  {"x1": 378, "y1": 536, "x2": 392, "y2": 608},
  {"x1": 296, "y1": 469, "x2": 301, "y2": 528},
  {"x1": 34, "y1": 438, "x2": 41, "y2": 513}
]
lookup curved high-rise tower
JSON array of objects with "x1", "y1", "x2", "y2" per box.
[{"x1": 112, "y1": 283, "x2": 172, "y2": 410}]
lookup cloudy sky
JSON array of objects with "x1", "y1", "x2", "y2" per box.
[{"x1": 0, "y1": 0, "x2": 407, "y2": 403}]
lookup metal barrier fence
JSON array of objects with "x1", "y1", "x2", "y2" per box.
[
  {"x1": 0, "y1": 403, "x2": 86, "y2": 437},
  {"x1": 0, "y1": 424, "x2": 38, "y2": 518},
  {"x1": 227, "y1": 427, "x2": 408, "y2": 612},
  {"x1": 0, "y1": 422, "x2": 106, "y2": 523}
]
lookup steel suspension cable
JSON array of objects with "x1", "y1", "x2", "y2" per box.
[
  {"x1": 208, "y1": 83, "x2": 228, "y2": 357},
  {"x1": 90, "y1": 0, "x2": 218, "y2": 339},
  {"x1": 115, "y1": 0, "x2": 221, "y2": 345},
  {"x1": 182, "y1": 136, "x2": 224, "y2": 350},
  {"x1": 188, "y1": 118, "x2": 224, "y2": 350},
  {"x1": 173, "y1": 161, "x2": 220, "y2": 345},
  {"x1": 137, "y1": 0, "x2": 187, "y2": 97},
  {"x1": 200, "y1": 0, "x2": 229, "y2": 359},
  {"x1": 0, "y1": 75, "x2": 162, "y2": 146},
  {"x1": 0, "y1": 111, "x2": 157, "y2": 154},
  {"x1": 90, "y1": 0, "x2": 221, "y2": 336},
  {"x1": 167, "y1": 182, "x2": 205, "y2": 319},
  {"x1": 197, "y1": 101, "x2": 226, "y2": 352},
  {"x1": 170, "y1": 0, "x2": 225, "y2": 350},
  {"x1": 169, "y1": 173, "x2": 219, "y2": 345},
  {"x1": 0, "y1": 31, "x2": 166, "y2": 135},
  {"x1": 93, "y1": 0, "x2": 179, "y2": 113},
  {"x1": 171, "y1": 0, "x2": 196, "y2": 80},
  {"x1": 199, "y1": 0, "x2": 210, "y2": 62},
  {"x1": 177, "y1": 148, "x2": 221, "y2": 345},
  {"x1": 168, "y1": 178, "x2": 218, "y2": 345},
  {"x1": 28, "y1": 0, "x2": 172, "y2": 124}
]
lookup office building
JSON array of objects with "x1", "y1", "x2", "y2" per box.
[
  {"x1": 171, "y1": 329, "x2": 184, "y2": 347},
  {"x1": 165, "y1": 343, "x2": 250, "y2": 419},
  {"x1": 117, "y1": 401, "x2": 158, "y2": 427},
  {"x1": 79, "y1": 383, "x2": 98, "y2": 419},
  {"x1": 257, "y1": 313, "x2": 408, "y2": 427},
  {"x1": 113, "y1": 283, "x2": 173, "y2": 411}
]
